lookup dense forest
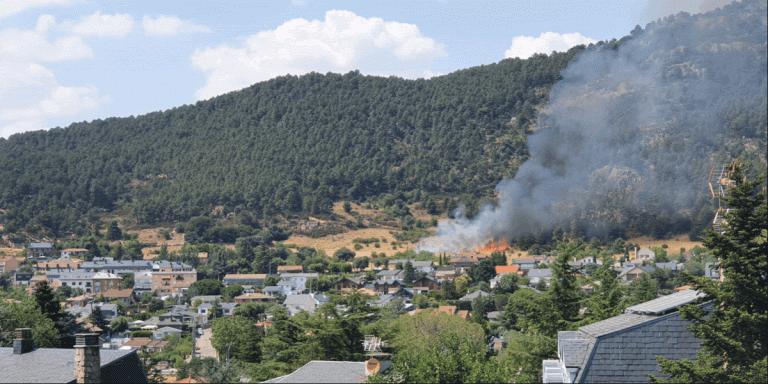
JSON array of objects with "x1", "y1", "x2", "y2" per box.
[
  {"x1": 0, "y1": 48, "x2": 581, "y2": 237},
  {"x1": 0, "y1": 0, "x2": 765, "y2": 243}
]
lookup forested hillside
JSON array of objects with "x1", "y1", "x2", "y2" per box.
[
  {"x1": 0, "y1": 49, "x2": 581, "y2": 237},
  {"x1": 0, "y1": 0, "x2": 765, "y2": 243}
]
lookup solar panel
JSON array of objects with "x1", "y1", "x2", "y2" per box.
[{"x1": 625, "y1": 289, "x2": 705, "y2": 315}]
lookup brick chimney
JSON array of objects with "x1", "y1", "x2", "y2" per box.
[
  {"x1": 13, "y1": 328, "x2": 34, "y2": 354},
  {"x1": 74, "y1": 333, "x2": 101, "y2": 384}
]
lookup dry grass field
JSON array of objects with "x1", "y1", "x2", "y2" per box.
[{"x1": 287, "y1": 227, "x2": 413, "y2": 258}]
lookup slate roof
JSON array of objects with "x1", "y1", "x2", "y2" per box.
[
  {"x1": 262, "y1": 360, "x2": 389, "y2": 383},
  {"x1": 545, "y1": 290, "x2": 710, "y2": 383},
  {"x1": 654, "y1": 262, "x2": 684, "y2": 271},
  {"x1": 459, "y1": 290, "x2": 491, "y2": 301},
  {"x1": 0, "y1": 347, "x2": 148, "y2": 383},
  {"x1": 527, "y1": 269, "x2": 553, "y2": 278}
]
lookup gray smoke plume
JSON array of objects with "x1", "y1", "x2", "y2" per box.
[{"x1": 419, "y1": 0, "x2": 767, "y2": 253}]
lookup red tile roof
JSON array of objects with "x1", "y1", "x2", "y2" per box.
[{"x1": 495, "y1": 265, "x2": 520, "y2": 274}]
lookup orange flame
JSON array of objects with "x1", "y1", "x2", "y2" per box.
[{"x1": 477, "y1": 240, "x2": 511, "y2": 253}]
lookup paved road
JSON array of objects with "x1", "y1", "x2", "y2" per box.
[{"x1": 196, "y1": 328, "x2": 218, "y2": 360}]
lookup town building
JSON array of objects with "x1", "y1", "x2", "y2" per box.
[
  {"x1": 222, "y1": 273, "x2": 267, "y2": 287},
  {"x1": 28, "y1": 242, "x2": 54, "y2": 261},
  {"x1": 92, "y1": 272, "x2": 123, "y2": 295},
  {"x1": 151, "y1": 270, "x2": 197, "y2": 297},
  {"x1": 60, "y1": 248, "x2": 89, "y2": 258},
  {"x1": 234, "y1": 292, "x2": 277, "y2": 305},
  {"x1": 0, "y1": 256, "x2": 19, "y2": 274}
]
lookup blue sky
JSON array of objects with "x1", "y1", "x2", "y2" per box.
[{"x1": 0, "y1": 0, "x2": 733, "y2": 138}]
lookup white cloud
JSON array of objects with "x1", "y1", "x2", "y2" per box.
[
  {"x1": 0, "y1": 25, "x2": 92, "y2": 62},
  {"x1": 71, "y1": 11, "x2": 133, "y2": 37},
  {"x1": 505, "y1": 32, "x2": 597, "y2": 59},
  {"x1": 1, "y1": 82, "x2": 108, "y2": 137},
  {"x1": 0, "y1": 13, "x2": 106, "y2": 138},
  {"x1": 0, "y1": 0, "x2": 78, "y2": 20},
  {"x1": 142, "y1": 15, "x2": 211, "y2": 36},
  {"x1": 190, "y1": 10, "x2": 445, "y2": 100},
  {"x1": 0, "y1": 61, "x2": 54, "y2": 96},
  {"x1": 36, "y1": 14, "x2": 57, "y2": 33}
]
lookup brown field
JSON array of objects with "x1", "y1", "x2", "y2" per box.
[
  {"x1": 287, "y1": 227, "x2": 416, "y2": 258},
  {"x1": 124, "y1": 227, "x2": 186, "y2": 258},
  {"x1": 0, "y1": 247, "x2": 23, "y2": 257},
  {"x1": 625, "y1": 234, "x2": 703, "y2": 255}
]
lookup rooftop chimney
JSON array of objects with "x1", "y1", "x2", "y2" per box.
[
  {"x1": 74, "y1": 333, "x2": 101, "y2": 384},
  {"x1": 13, "y1": 328, "x2": 34, "y2": 354}
]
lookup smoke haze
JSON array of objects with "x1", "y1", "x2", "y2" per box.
[{"x1": 419, "y1": 0, "x2": 767, "y2": 253}]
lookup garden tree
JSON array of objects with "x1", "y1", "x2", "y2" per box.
[
  {"x1": 258, "y1": 308, "x2": 308, "y2": 378},
  {"x1": 56, "y1": 284, "x2": 73, "y2": 298},
  {"x1": 138, "y1": 346, "x2": 165, "y2": 384},
  {"x1": 581, "y1": 261, "x2": 625, "y2": 324},
  {"x1": 147, "y1": 298, "x2": 164, "y2": 312},
  {"x1": 106, "y1": 220, "x2": 122, "y2": 241},
  {"x1": 301, "y1": 304, "x2": 366, "y2": 362},
  {"x1": 652, "y1": 166, "x2": 768, "y2": 383},
  {"x1": 453, "y1": 275, "x2": 472, "y2": 297},
  {"x1": 33, "y1": 280, "x2": 77, "y2": 340},
  {"x1": 211, "y1": 315, "x2": 263, "y2": 363},
  {"x1": 498, "y1": 330, "x2": 558, "y2": 383},
  {"x1": 35, "y1": 280, "x2": 63, "y2": 324},
  {"x1": 232, "y1": 302, "x2": 272, "y2": 321},
  {"x1": 468, "y1": 259, "x2": 496, "y2": 283},
  {"x1": 200, "y1": 357, "x2": 243, "y2": 383},
  {"x1": 547, "y1": 244, "x2": 583, "y2": 329},
  {"x1": 0, "y1": 295, "x2": 60, "y2": 347},
  {"x1": 110, "y1": 316, "x2": 129, "y2": 333},
  {"x1": 402, "y1": 261, "x2": 416, "y2": 284},
  {"x1": 628, "y1": 273, "x2": 658, "y2": 305},
  {"x1": 221, "y1": 284, "x2": 244, "y2": 301},
  {"x1": 264, "y1": 275, "x2": 281, "y2": 287},
  {"x1": 353, "y1": 257, "x2": 369, "y2": 271},
  {"x1": 494, "y1": 273, "x2": 521, "y2": 294},
  {"x1": 0, "y1": 273, "x2": 12, "y2": 290},
  {"x1": 92, "y1": 306, "x2": 108, "y2": 333},
  {"x1": 333, "y1": 248, "x2": 355, "y2": 262},
  {"x1": 121, "y1": 273, "x2": 135, "y2": 289},
  {"x1": 375, "y1": 309, "x2": 506, "y2": 383},
  {"x1": 188, "y1": 279, "x2": 224, "y2": 297},
  {"x1": 490, "y1": 251, "x2": 507, "y2": 266},
  {"x1": 124, "y1": 240, "x2": 143, "y2": 261},
  {"x1": 208, "y1": 300, "x2": 223, "y2": 320},
  {"x1": 471, "y1": 294, "x2": 495, "y2": 323}
]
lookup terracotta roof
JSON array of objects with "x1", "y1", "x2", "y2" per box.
[
  {"x1": 123, "y1": 338, "x2": 169, "y2": 349},
  {"x1": 495, "y1": 265, "x2": 520, "y2": 274},
  {"x1": 224, "y1": 274, "x2": 267, "y2": 279},
  {"x1": 235, "y1": 292, "x2": 273, "y2": 300},
  {"x1": 61, "y1": 248, "x2": 89, "y2": 252},
  {"x1": 437, "y1": 305, "x2": 457, "y2": 315},
  {"x1": 456, "y1": 310, "x2": 470, "y2": 319},
  {"x1": 174, "y1": 377, "x2": 209, "y2": 383},
  {"x1": 103, "y1": 288, "x2": 134, "y2": 298},
  {"x1": 277, "y1": 265, "x2": 303, "y2": 272}
]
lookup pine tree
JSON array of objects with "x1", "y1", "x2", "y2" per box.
[
  {"x1": 34, "y1": 280, "x2": 63, "y2": 324},
  {"x1": 92, "y1": 306, "x2": 108, "y2": 333},
  {"x1": 582, "y1": 261, "x2": 625, "y2": 324},
  {"x1": 548, "y1": 244, "x2": 582, "y2": 328},
  {"x1": 652, "y1": 165, "x2": 767, "y2": 383}
]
